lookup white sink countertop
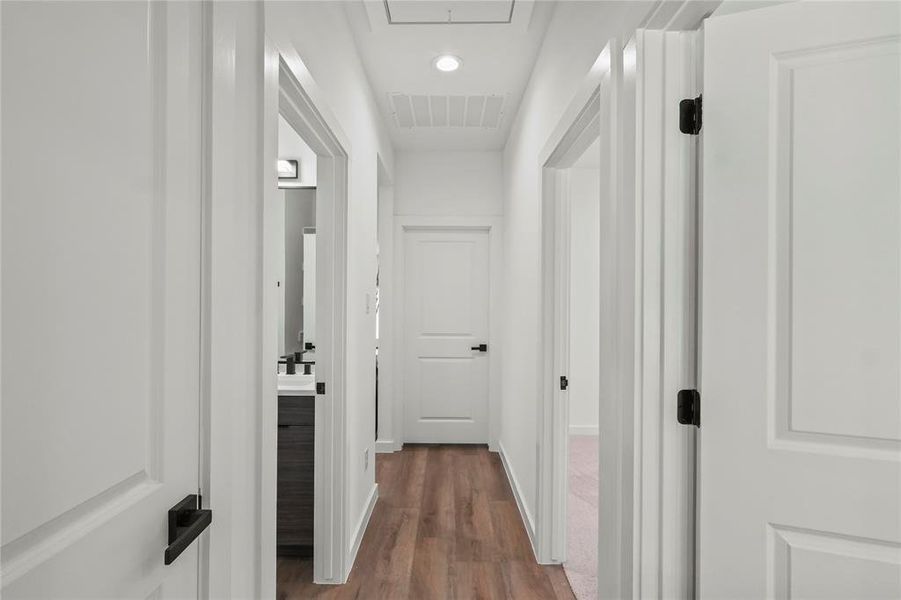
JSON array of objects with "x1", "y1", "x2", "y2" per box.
[{"x1": 277, "y1": 365, "x2": 315, "y2": 396}]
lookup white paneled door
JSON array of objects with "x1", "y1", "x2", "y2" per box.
[
  {"x1": 2, "y1": 2, "x2": 204, "y2": 598},
  {"x1": 701, "y1": 2, "x2": 901, "y2": 598},
  {"x1": 402, "y1": 228, "x2": 490, "y2": 443}
]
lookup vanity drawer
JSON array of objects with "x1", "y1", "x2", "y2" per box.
[{"x1": 277, "y1": 396, "x2": 315, "y2": 426}]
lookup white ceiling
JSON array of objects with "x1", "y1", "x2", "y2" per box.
[{"x1": 346, "y1": 0, "x2": 554, "y2": 151}]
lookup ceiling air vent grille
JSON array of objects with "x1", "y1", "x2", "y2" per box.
[{"x1": 390, "y1": 94, "x2": 506, "y2": 129}]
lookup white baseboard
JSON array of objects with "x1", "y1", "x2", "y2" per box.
[
  {"x1": 346, "y1": 483, "x2": 378, "y2": 576},
  {"x1": 497, "y1": 441, "x2": 537, "y2": 560},
  {"x1": 375, "y1": 439, "x2": 397, "y2": 453},
  {"x1": 569, "y1": 425, "x2": 599, "y2": 436}
]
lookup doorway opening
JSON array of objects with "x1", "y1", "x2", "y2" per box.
[
  {"x1": 535, "y1": 38, "x2": 632, "y2": 597},
  {"x1": 536, "y1": 29, "x2": 703, "y2": 597},
  {"x1": 262, "y1": 54, "x2": 351, "y2": 593},
  {"x1": 376, "y1": 158, "x2": 392, "y2": 444},
  {"x1": 540, "y1": 87, "x2": 603, "y2": 598},
  {"x1": 274, "y1": 112, "x2": 318, "y2": 568},
  {"x1": 560, "y1": 137, "x2": 601, "y2": 598}
]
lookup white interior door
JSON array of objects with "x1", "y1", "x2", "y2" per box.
[
  {"x1": 2, "y1": 2, "x2": 205, "y2": 597},
  {"x1": 700, "y1": 2, "x2": 901, "y2": 598},
  {"x1": 402, "y1": 228, "x2": 490, "y2": 443}
]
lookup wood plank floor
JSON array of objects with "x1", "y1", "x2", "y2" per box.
[{"x1": 277, "y1": 445, "x2": 576, "y2": 600}]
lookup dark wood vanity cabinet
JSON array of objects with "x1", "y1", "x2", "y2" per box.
[{"x1": 277, "y1": 395, "x2": 314, "y2": 556}]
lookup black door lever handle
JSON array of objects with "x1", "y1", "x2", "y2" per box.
[
  {"x1": 470, "y1": 344, "x2": 488, "y2": 352},
  {"x1": 165, "y1": 494, "x2": 212, "y2": 565}
]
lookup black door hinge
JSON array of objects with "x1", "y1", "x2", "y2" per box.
[
  {"x1": 316, "y1": 382, "x2": 326, "y2": 395},
  {"x1": 677, "y1": 389, "x2": 700, "y2": 427},
  {"x1": 560, "y1": 376, "x2": 569, "y2": 391},
  {"x1": 679, "y1": 95, "x2": 702, "y2": 135}
]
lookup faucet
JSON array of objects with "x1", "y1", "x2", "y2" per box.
[
  {"x1": 278, "y1": 354, "x2": 296, "y2": 375},
  {"x1": 299, "y1": 347, "x2": 315, "y2": 375}
]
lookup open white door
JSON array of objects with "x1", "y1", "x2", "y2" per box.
[
  {"x1": 2, "y1": 2, "x2": 205, "y2": 597},
  {"x1": 701, "y1": 2, "x2": 901, "y2": 597}
]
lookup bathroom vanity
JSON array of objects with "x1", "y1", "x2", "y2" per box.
[{"x1": 277, "y1": 372, "x2": 315, "y2": 556}]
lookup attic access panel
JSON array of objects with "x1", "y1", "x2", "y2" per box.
[{"x1": 384, "y1": 0, "x2": 515, "y2": 24}]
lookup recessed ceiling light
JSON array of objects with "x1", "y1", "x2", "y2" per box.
[{"x1": 433, "y1": 55, "x2": 462, "y2": 73}]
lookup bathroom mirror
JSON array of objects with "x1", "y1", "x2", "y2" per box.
[
  {"x1": 283, "y1": 189, "x2": 316, "y2": 361},
  {"x1": 277, "y1": 112, "x2": 317, "y2": 375}
]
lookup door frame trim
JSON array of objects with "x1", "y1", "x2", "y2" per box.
[
  {"x1": 263, "y1": 52, "x2": 351, "y2": 588},
  {"x1": 631, "y1": 27, "x2": 702, "y2": 599},
  {"x1": 393, "y1": 216, "x2": 504, "y2": 450},
  {"x1": 536, "y1": 38, "x2": 610, "y2": 571},
  {"x1": 205, "y1": 11, "x2": 358, "y2": 593}
]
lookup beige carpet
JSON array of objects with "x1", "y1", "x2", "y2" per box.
[{"x1": 565, "y1": 434, "x2": 599, "y2": 599}]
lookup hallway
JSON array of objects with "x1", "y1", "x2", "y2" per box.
[
  {"x1": 277, "y1": 446, "x2": 575, "y2": 599},
  {"x1": 4, "y1": 2, "x2": 899, "y2": 598}
]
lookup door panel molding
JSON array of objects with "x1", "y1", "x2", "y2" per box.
[
  {"x1": 767, "y1": 524, "x2": 901, "y2": 600},
  {"x1": 768, "y1": 34, "x2": 901, "y2": 460},
  {"x1": 1, "y1": 475, "x2": 159, "y2": 584}
]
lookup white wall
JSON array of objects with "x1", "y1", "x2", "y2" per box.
[
  {"x1": 265, "y1": 0, "x2": 395, "y2": 579},
  {"x1": 394, "y1": 151, "x2": 503, "y2": 216},
  {"x1": 499, "y1": 0, "x2": 654, "y2": 552},
  {"x1": 278, "y1": 114, "x2": 318, "y2": 187},
  {"x1": 378, "y1": 150, "x2": 503, "y2": 450},
  {"x1": 376, "y1": 182, "x2": 395, "y2": 450},
  {"x1": 568, "y1": 166, "x2": 600, "y2": 434}
]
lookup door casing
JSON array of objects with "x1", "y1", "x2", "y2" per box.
[
  {"x1": 536, "y1": 39, "x2": 621, "y2": 587},
  {"x1": 261, "y1": 52, "x2": 351, "y2": 589}
]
